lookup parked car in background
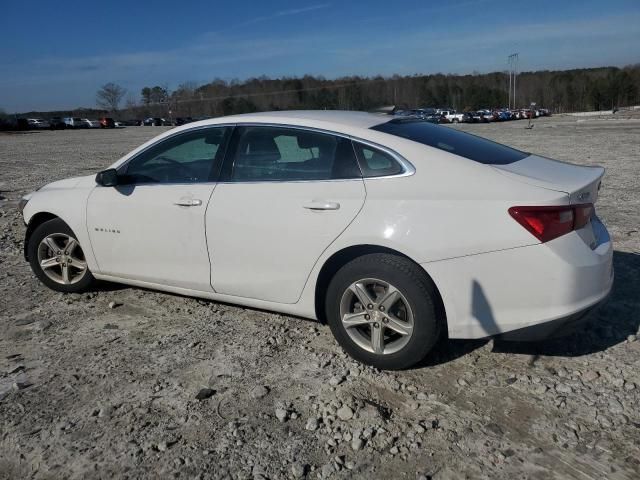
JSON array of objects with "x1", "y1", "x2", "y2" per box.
[
  {"x1": 421, "y1": 113, "x2": 442, "y2": 124},
  {"x1": 175, "y1": 117, "x2": 194, "y2": 126},
  {"x1": 1, "y1": 118, "x2": 30, "y2": 131},
  {"x1": 392, "y1": 109, "x2": 414, "y2": 117},
  {"x1": 437, "y1": 109, "x2": 465, "y2": 123},
  {"x1": 143, "y1": 117, "x2": 164, "y2": 126},
  {"x1": 48, "y1": 117, "x2": 67, "y2": 130},
  {"x1": 114, "y1": 119, "x2": 140, "y2": 127},
  {"x1": 63, "y1": 117, "x2": 86, "y2": 129},
  {"x1": 460, "y1": 112, "x2": 475, "y2": 123},
  {"x1": 413, "y1": 108, "x2": 437, "y2": 119},
  {"x1": 19, "y1": 110, "x2": 613, "y2": 370},
  {"x1": 27, "y1": 118, "x2": 50, "y2": 129},
  {"x1": 477, "y1": 110, "x2": 494, "y2": 122},
  {"x1": 99, "y1": 117, "x2": 115, "y2": 128},
  {"x1": 81, "y1": 119, "x2": 100, "y2": 128},
  {"x1": 496, "y1": 110, "x2": 512, "y2": 121}
]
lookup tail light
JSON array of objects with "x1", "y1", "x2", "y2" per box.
[{"x1": 508, "y1": 204, "x2": 593, "y2": 243}]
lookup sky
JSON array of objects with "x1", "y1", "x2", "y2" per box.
[{"x1": 1, "y1": 0, "x2": 639, "y2": 112}]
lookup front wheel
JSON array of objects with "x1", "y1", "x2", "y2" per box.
[
  {"x1": 27, "y1": 218, "x2": 95, "y2": 293},
  {"x1": 325, "y1": 254, "x2": 442, "y2": 370}
]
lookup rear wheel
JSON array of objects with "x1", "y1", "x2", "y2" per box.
[
  {"x1": 27, "y1": 218, "x2": 95, "y2": 293},
  {"x1": 326, "y1": 253, "x2": 442, "y2": 370}
]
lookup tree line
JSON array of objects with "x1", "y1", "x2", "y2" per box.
[
  {"x1": 121, "y1": 65, "x2": 640, "y2": 119},
  {"x1": 6, "y1": 65, "x2": 639, "y2": 119}
]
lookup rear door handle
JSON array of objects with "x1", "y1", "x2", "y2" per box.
[
  {"x1": 303, "y1": 201, "x2": 340, "y2": 211},
  {"x1": 174, "y1": 199, "x2": 202, "y2": 207}
]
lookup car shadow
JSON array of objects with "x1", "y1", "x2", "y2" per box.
[
  {"x1": 419, "y1": 250, "x2": 639, "y2": 368},
  {"x1": 90, "y1": 250, "x2": 638, "y2": 367},
  {"x1": 91, "y1": 280, "x2": 130, "y2": 292}
]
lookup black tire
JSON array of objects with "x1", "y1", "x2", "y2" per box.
[
  {"x1": 27, "y1": 218, "x2": 95, "y2": 293},
  {"x1": 325, "y1": 253, "x2": 442, "y2": 370}
]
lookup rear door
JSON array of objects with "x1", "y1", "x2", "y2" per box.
[{"x1": 205, "y1": 125, "x2": 365, "y2": 304}]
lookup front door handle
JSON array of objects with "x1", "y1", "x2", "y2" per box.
[
  {"x1": 303, "y1": 200, "x2": 340, "y2": 211},
  {"x1": 174, "y1": 199, "x2": 202, "y2": 207}
]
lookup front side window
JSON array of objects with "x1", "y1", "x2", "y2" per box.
[
  {"x1": 122, "y1": 127, "x2": 229, "y2": 184},
  {"x1": 228, "y1": 126, "x2": 361, "y2": 182}
]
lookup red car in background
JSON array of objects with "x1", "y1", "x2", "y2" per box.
[{"x1": 99, "y1": 117, "x2": 115, "y2": 128}]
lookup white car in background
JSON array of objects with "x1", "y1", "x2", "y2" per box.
[
  {"x1": 27, "y1": 118, "x2": 50, "y2": 129},
  {"x1": 63, "y1": 117, "x2": 85, "y2": 129},
  {"x1": 19, "y1": 111, "x2": 613, "y2": 369},
  {"x1": 437, "y1": 109, "x2": 465, "y2": 123},
  {"x1": 81, "y1": 119, "x2": 100, "y2": 128}
]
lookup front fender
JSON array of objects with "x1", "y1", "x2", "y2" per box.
[{"x1": 22, "y1": 179, "x2": 99, "y2": 272}]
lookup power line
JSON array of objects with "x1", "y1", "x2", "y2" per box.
[{"x1": 154, "y1": 77, "x2": 396, "y2": 106}]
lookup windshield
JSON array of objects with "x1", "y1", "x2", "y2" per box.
[{"x1": 371, "y1": 118, "x2": 528, "y2": 165}]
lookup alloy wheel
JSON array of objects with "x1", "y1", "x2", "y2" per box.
[
  {"x1": 339, "y1": 278, "x2": 414, "y2": 355},
  {"x1": 37, "y1": 233, "x2": 88, "y2": 285}
]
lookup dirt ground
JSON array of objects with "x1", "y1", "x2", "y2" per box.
[{"x1": 0, "y1": 116, "x2": 639, "y2": 480}]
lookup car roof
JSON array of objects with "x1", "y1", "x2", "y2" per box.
[{"x1": 190, "y1": 110, "x2": 390, "y2": 133}]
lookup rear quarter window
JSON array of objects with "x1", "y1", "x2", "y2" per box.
[
  {"x1": 352, "y1": 142, "x2": 403, "y2": 177},
  {"x1": 371, "y1": 118, "x2": 527, "y2": 165}
]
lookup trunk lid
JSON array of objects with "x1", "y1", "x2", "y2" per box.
[
  {"x1": 492, "y1": 154, "x2": 604, "y2": 205},
  {"x1": 493, "y1": 155, "x2": 605, "y2": 250}
]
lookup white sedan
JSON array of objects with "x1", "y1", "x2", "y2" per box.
[{"x1": 19, "y1": 111, "x2": 613, "y2": 369}]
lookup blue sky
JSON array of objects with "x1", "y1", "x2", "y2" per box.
[{"x1": 1, "y1": 0, "x2": 639, "y2": 112}]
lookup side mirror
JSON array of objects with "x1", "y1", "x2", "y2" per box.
[{"x1": 95, "y1": 168, "x2": 119, "y2": 187}]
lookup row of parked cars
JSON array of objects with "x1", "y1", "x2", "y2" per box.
[
  {"x1": 0, "y1": 116, "x2": 200, "y2": 131},
  {"x1": 395, "y1": 107, "x2": 551, "y2": 124},
  {"x1": 0, "y1": 117, "x2": 119, "y2": 131}
]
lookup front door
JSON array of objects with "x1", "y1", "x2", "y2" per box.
[
  {"x1": 206, "y1": 125, "x2": 366, "y2": 304},
  {"x1": 87, "y1": 126, "x2": 231, "y2": 291}
]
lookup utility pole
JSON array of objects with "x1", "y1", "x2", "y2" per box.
[
  {"x1": 508, "y1": 53, "x2": 519, "y2": 109},
  {"x1": 508, "y1": 69, "x2": 512, "y2": 109}
]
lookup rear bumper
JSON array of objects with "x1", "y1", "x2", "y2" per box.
[
  {"x1": 423, "y1": 216, "x2": 614, "y2": 339},
  {"x1": 496, "y1": 295, "x2": 607, "y2": 341}
]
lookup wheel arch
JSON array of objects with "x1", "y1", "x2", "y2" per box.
[
  {"x1": 24, "y1": 212, "x2": 60, "y2": 260},
  {"x1": 314, "y1": 244, "x2": 447, "y2": 331}
]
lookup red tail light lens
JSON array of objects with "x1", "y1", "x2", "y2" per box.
[{"x1": 508, "y1": 204, "x2": 593, "y2": 243}]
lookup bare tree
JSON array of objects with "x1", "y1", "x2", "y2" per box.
[
  {"x1": 124, "y1": 94, "x2": 138, "y2": 110},
  {"x1": 96, "y1": 82, "x2": 127, "y2": 111}
]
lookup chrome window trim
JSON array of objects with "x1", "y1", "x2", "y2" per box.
[
  {"x1": 349, "y1": 137, "x2": 415, "y2": 180},
  {"x1": 111, "y1": 121, "x2": 415, "y2": 187},
  {"x1": 218, "y1": 122, "x2": 415, "y2": 184}
]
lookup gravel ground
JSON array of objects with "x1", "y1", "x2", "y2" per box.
[{"x1": 0, "y1": 117, "x2": 639, "y2": 480}]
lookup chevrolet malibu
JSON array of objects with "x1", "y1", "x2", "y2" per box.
[{"x1": 19, "y1": 111, "x2": 613, "y2": 369}]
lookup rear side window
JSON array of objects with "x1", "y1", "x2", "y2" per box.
[
  {"x1": 227, "y1": 126, "x2": 361, "y2": 182},
  {"x1": 353, "y1": 142, "x2": 403, "y2": 177},
  {"x1": 371, "y1": 118, "x2": 527, "y2": 165}
]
